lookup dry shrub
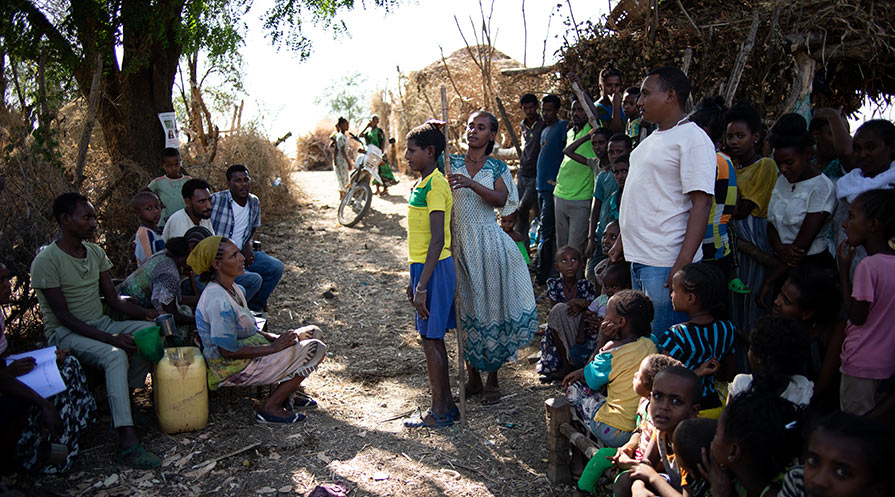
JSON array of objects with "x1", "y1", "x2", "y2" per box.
[
  {"x1": 1, "y1": 100, "x2": 300, "y2": 344},
  {"x1": 397, "y1": 46, "x2": 556, "y2": 161},
  {"x1": 295, "y1": 123, "x2": 337, "y2": 171},
  {"x1": 0, "y1": 101, "x2": 149, "y2": 346},
  {"x1": 185, "y1": 130, "x2": 298, "y2": 218}
]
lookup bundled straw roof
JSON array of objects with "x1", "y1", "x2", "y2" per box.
[
  {"x1": 396, "y1": 46, "x2": 555, "y2": 158},
  {"x1": 557, "y1": 0, "x2": 894, "y2": 118}
]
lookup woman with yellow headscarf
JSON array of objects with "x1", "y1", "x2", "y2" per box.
[{"x1": 190, "y1": 236, "x2": 326, "y2": 424}]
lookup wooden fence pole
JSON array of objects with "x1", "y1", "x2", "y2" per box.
[{"x1": 442, "y1": 85, "x2": 466, "y2": 426}]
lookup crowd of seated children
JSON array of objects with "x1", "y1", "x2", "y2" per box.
[{"x1": 575, "y1": 353, "x2": 682, "y2": 495}]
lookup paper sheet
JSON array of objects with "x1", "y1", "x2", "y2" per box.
[{"x1": 5, "y1": 346, "x2": 67, "y2": 398}]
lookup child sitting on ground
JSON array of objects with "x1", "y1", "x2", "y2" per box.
[
  {"x1": 772, "y1": 266, "x2": 844, "y2": 410},
  {"x1": 728, "y1": 316, "x2": 813, "y2": 409},
  {"x1": 779, "y1": 411, "x2": 894, "y2": 497},
  {"x1": 147, "y1": 147, "x2": 191, "y2": 228},
  {"x1": 576, "y1": 354, "x2": 682, "y2": 495},
  {"x1": 837, "y1": 188, "x2": 895, "y2": 415},
  {"x1": 698, "y1": 391, "x2": 798, "y2": 497},
  {"x1": 613, "y1": 366, "x2": 702, "y2": 496},
  {"x1": 660, "y1": 263, "x2": 737, "y2": 418},
  {"x1": 499, "y1": 212, "x2": 530, "y2": 264},
  {"x1": 543, "y1": 262, "x2": 633, "y2": 383},
  {"x1": 538, "y1": 246, "x2": 598, "y2": 378},
  {"x1": 562, "y1": 290, "x2": 657, "y2": 448},
  {"x1": 131, "y1": 191, "x2": 165, "y2": 266}
]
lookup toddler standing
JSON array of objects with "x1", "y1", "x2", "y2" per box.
[{"x1": 148, "y1": 148, "x2": 192, "y2": 228}]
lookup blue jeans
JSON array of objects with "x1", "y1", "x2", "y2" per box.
[
  {"x1": 536, "y1": 190, "x2": 557, "y2": 283},
  {"x1": 245, "y1": 251, "x2": 284, "y2": 311},
  {"x1": 630, "y1": 263, "x2": 687, "y2": 336},
  {"x1": 515, "y1": 175, "x2": 538, "y2": 238}
]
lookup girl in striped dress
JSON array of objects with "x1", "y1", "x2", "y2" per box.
[{"x1": 659, "y1": 263, "x2": 737, "y2": 419}]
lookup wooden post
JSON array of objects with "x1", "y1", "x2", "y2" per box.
[
  {"x1": 545, "y1": 397, "x2": 573, "y2": 484},
  {"x1": 570, "y1": 81, "x2": 600, "y2": 132},
  {"x1": 495, "y1": 96, "x2": 522, "y2": 158},
  {"x1": 443, "y1": 85, "x2": 466, "y2": 426}
]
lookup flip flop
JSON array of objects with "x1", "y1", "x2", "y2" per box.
[
  {"x1": 728, "y1": 277, "x2": 751, "y2": 294},
  {"x1": 481, "y1": 386, "x2": 501, "y2": 405},
  {"x1": 404, "y1": 408, "x2": 454, "y2": 428},
  {"x1": 256, "y1": 410, "x2": 306, "y2": 424},
  {"x1": 292, "y1": 392, "x2": 318, "y2": 409},
  {"x1": 117, "y1": 444, "x2": 162, "y2": 469}
]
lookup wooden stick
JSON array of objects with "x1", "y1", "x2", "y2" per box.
[
  {"x1": 569, "y1": 81, "x2": 600, "y2": 131},
  {"x1": 191, "y1": 442, "x2": 260, "y2": 469},
  {"x1": 443, "y1": 85, "x2": 466, "y2": 426},
  {"x1": 724, "y1": 11, "x2": 760, "y2": 108},
  {"x1": 494, "y1": 96, "x2": 522, "y2": 158},
  {"x1": 545, "y1": 397, "x2": 572, "y2": 484}
]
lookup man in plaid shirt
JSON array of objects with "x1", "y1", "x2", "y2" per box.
[{"x1": 210, "y1": 165, "x2": 284, "y2": 311}]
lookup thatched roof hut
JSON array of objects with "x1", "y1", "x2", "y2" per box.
[
  {"x1": 395, "y1": 46, "x2": 556, "y2": 161},
  {"x1": 556, "y1": 0, "x2": 894, "y2": 120}
]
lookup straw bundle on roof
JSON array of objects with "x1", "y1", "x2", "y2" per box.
[{"x1": 557, "y1": 0, "x2": 894, "y2": 119}]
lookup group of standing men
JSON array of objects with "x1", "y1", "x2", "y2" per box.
[{"x1": 513, "y1": 66, "x2": 718, "y2": 334}]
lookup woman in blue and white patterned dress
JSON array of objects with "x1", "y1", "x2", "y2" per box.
[{"x1": 446, "y1": 111, "x2": 539, "y2": 405}]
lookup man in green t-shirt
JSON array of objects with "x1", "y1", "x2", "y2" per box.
[
  {"x1": 553, "y1": 99, "x2": 596, "y2": 261},
  {"x1": 30, "y1": 193, "x2": 164, "y2": 468}
]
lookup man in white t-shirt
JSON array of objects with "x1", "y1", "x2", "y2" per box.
[
  {"x1": 210, "y1": 165, "x2": 284, "y2": 311},
  {"x1": 161, "y1": 178, "x2": 216, "y2": 241},
  {"x1": 610, "y1": 66, "x2": 715, "y2": 335}
]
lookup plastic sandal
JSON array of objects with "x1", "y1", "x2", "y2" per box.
[
  {"x1": 728, "y1": 277, "x2": 751, "y2": 294},
  {"x1": 292, "y1": 392, "x2": 318, "y2": 409},
  {"x1": 256, "y1": 410, "x2": 306, "y2": 424},
  {"x1": 404, "y1": 408, "x2": 454, "y2": 428},
  {"x1": 117, "y1": 444, "x2": 162, "y2": 469}
]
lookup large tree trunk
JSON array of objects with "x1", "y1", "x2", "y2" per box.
[{"x1": 67, "y1": 0, "x2": 186, "y2": 176}]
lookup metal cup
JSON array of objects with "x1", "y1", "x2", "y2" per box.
[
  {"x1": 155, "y1": 314, "x2": 176, "y2": 337},
  {"x1": 38, "y1": 442, "x2": 69, "y2": 465}
]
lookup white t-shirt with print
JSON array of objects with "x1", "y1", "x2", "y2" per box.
[
  {"x1": 231, "y1": 200, "x2": 250, "y2": 250},
  {"x1": 768, "y1": 174, "x2": 836, "y2": 256},
  {"x1": 618, "y1": 121, "x2": 716, "y2": 267}
]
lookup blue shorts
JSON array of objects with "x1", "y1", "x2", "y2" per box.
[{"x1": 410, "y1": 257, "x2": 457, "y2": 339}]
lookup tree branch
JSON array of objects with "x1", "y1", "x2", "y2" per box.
[{"x1": 74, "y1": 52, "x2": 104, "y2": 189}]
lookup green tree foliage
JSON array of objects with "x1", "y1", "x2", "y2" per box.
[
  {"x1": 1, "y1": 0, "x2": 396, "y2": 175},
  {"x1": 315, "y1": 72, "x2": 369, "y2": 128}
]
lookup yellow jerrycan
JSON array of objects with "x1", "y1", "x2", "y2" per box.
[{"x1": 153, "y1": 347, "x2": 208, "y2": 434}]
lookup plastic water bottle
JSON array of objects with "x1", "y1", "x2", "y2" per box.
[
  {"x1": 273, "y1": 177, "x2": 282, "y2": 187},
  {"x1": 529, "y1": 217, "x2": 540, "y2": 249}
]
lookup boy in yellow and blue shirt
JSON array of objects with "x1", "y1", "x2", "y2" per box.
[{"x1": 403, "y1": 122, "x2": 458, "y2": 428}]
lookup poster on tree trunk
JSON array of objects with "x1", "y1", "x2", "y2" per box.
[{"x1": 157, "y1": 112, "x2": 180, "y2": 148}]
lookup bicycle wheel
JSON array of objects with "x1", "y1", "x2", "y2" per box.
[{"x1": 337, "y1": 181, "x2": 372, "y2": 227}]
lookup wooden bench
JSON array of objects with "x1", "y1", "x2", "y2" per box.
[{"x1": 544, "y1": 397, "x2": 606, "y2": 485}]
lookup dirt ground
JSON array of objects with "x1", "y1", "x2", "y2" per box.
[{"x1": 9, "y1": 170, "x2": 581, "y2": 497}]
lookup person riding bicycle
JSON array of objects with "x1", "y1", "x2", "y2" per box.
[{"x1": 361, "y1": 115, "x2": 399, "y2": 195}]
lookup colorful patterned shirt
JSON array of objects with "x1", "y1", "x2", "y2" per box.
[{"x1": 702, "y1": 152, "x2": 738, "y2": 261}]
